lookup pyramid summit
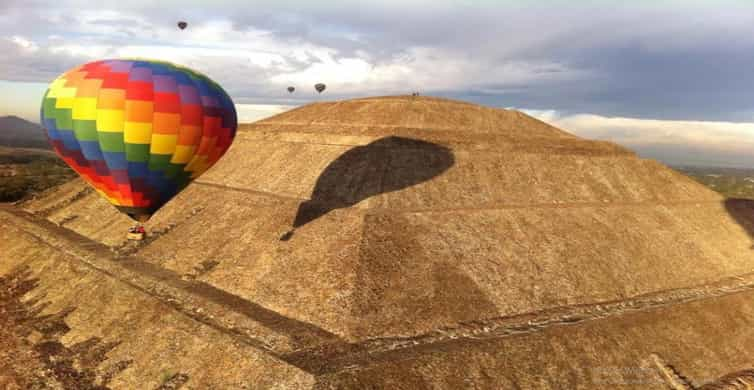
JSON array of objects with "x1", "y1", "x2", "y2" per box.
[{"x1": 3, "y1": 95, "x2": 754, "y2": 388}]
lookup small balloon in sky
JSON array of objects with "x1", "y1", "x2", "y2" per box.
[
  {"x1": 39, "y1": 59, "x2": 237, "y2": 222},
  {"x1": 314, "y1": 83, "x2": 326, "y2": 94},
  {"x1": 287, "y1": 86, "x2": 295, "y2": 93},
  {"x1": 177, "y1": 21, "x2": 188, "y2": 30}
]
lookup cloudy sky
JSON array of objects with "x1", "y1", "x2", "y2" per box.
[{"x1": 2, "y1": 0, "x2": 754, "y2": 167}]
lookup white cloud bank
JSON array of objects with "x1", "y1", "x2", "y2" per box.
[
  {"x1": 523, "y1": 109, "x2": 754, "y2": 168},
  {"x1": 235, "y1": 104, "x2": 294, "y2": 123}
]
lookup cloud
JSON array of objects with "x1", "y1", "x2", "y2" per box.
[
  {"x1": 9, "y1": 36, "x2": 38, "y2": 52},
  {"x1": 0, "y1": 36, "x2": 83, "y2": 82},
  {"x1": 235, "y1": 103, "x2": 292, "y2": 123},
  {"x1": 0, "y1": 7, "x2": 588, "y2": 102},
  {"x1": 5, "y1": 0, "x2": 753, "y2": 168},
  {"x1": 523, "y1": 109, "x2": 754, "y2": 168},
  {"x1": 3, "y1": 1, "x2": 754, "y2": 124}
]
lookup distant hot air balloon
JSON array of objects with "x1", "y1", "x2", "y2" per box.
[
  {"x1": 177, "y1": 21, "x2": 188, "y2": 30},
  {"x1": 287, "y1": 86, "x2": 295, "y2": 93},
  {"x1": 314, "y1": 83, "x2": 326, "y2": 94},
  {"x1": 40, "y1": 59, "x2": 238, "y2": 222}
]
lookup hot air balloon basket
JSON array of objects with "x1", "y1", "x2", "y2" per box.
[{"x1": 127, "y1": 231, "x2": 145, "y2": 241}]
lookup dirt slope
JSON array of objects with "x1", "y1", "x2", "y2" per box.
[{"x1": 6, "y1": 95, "x2": 754, "y2": 388}]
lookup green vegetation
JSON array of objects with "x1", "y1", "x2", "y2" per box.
[
  {"x1": 0, "y1": 148, "x2": 75, "y2": 202},
  {"x1": 673, "y1": 166, "x2": 754, "y2": 200}
]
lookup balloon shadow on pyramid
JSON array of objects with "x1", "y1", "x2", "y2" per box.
[
  {"x1": 281, "y1": 136, "x2": 455, "y2": 241},
  {"x1": 724, "y1": 198, "x2": 754, "y2": 249}
]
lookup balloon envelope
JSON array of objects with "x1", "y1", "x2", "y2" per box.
[
  {"x1": 177, "y1": 21, "x2": 187, "y2": 30},
  {"x1": 314, "y1": 83, "x2": 326, "y2": 93},
  {"x1": 287, "y1": 86, "x2": 295, "y2": 93},
  {"x1": 40, "y1": 59, "x2": 238, "y2": 221}
]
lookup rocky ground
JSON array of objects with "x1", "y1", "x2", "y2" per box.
[{"x1": 0, "y1": 267, "x2": 133, "y2": 390}]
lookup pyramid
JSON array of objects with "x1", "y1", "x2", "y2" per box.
[{"x1": 4, "y1": 95, "x2": 754, "y2": 388}]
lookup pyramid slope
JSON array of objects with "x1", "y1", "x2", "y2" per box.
[
  {"x1": 0, "y1": 209, "x2": 313, "y2": 389},
  {"x1": 10, "y1": 95, "x2": 754, "y2": 386},
  {"x1": 316, "y1": 287, "x2": 754, "y2": 389},
  {"x1": 258, "y1": 96, "x2": 572, "y2": 136},
  {"x1": 5, "y1": 201, "x2": 754, "y2": 388},
  {"x1": 250, "y1": 96, "x2": 626, "y2": 157}
]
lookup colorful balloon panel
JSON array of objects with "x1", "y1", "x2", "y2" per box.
[{"x1": 40, "y1": 59, "x2": 237, "y2": 221}]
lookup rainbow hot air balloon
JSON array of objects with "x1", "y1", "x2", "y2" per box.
[{"x1": 40, "y1": 59, "x2": 237, "y2": 222}]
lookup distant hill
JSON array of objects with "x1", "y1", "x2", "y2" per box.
[{"x1": 0, "y1": 116, "x2": 50, "y2": 149}]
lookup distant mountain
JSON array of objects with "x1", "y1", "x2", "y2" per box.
[{"x1": 0, "y1": 115, "x2": 50, "y2": 149}]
